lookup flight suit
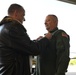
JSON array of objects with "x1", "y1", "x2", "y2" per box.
[{"x1": 35, "y1": 27, "x2": 70, "y2": 75}]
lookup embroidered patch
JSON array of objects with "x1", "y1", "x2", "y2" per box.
[{"x1": 62, "y1": 32, "x2": 68, "y2": 38}]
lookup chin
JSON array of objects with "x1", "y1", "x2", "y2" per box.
[{"x1": 46, "y1": 29, "x2": 49, "y2": 32}]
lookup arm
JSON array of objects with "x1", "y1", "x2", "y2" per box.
[
  {"x1": 8, "y1": 23, "x2": 50, "y2": 55},
  {"x1": 5, "y1": 24, "x2": 40, "y2": 55},
  {"x1": 56, "y1": 31, "x2": 70, "y2": 74}
]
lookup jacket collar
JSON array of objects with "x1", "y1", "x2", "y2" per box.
[
  {"x1": 0, "y1": 16, "x2": 22, "y2": 25},
  {"x1": 50, "y1": 27, "x2": 58, "y2": 33},
  {"x1": 0, "y1": 16, "x2": 15, "y2": 25}
]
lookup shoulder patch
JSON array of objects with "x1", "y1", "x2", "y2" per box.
[{"x1": 62, "y1": 32, "x2": 68, "y2": 38}]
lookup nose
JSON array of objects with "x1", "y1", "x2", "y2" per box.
[
  {"x1": 45, "y1": 22, "x2": 46, "y2": 25},
  {"x1": 45, "y1": 22, "x2": 48, "y2": 26},
  {"x1": 24, "y1": 18, "x2": 25, "y2": 21}
]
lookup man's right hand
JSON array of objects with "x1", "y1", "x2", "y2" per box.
[{"x1": 44, "y1": 32, "x2": 52, "y2": 40}]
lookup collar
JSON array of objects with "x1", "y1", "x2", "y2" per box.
[{"x1": 50, "y1": 27, "x2": 58, "y2": 33}]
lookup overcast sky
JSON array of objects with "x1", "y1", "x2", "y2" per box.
[{"x1": 0, "y1": 0, "x2": 76, "y2": 57}]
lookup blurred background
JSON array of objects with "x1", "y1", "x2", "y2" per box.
[{"x1": 0, "y1": 0, "x2": 76, "y2": 74}]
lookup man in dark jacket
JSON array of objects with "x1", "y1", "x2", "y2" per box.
[
  {"x1": 0, "y1": 4, "x2": 51, "y2": 75},
  {"x1": 35, "y1": 14, "x2": 70, "y2": 75}
]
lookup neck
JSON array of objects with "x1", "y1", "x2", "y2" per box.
[{"x1": 50, "y1": 27, "x2": 58, "y2": 33}]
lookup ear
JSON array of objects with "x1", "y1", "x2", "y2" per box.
[{"x1": 13, "y1": 10, "x2": 18, "y2": 18}]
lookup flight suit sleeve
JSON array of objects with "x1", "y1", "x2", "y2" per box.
[{"x1": 56, "y1": 31, "x2": 70, "y2": 74}]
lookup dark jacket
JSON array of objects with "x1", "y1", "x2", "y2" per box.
[
  {"x1": 35, "y1": 28, "x2": 70, "y2": 75},
  {"x1": 0, "y1": 16, "x2": 49, "y2": 75}
]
